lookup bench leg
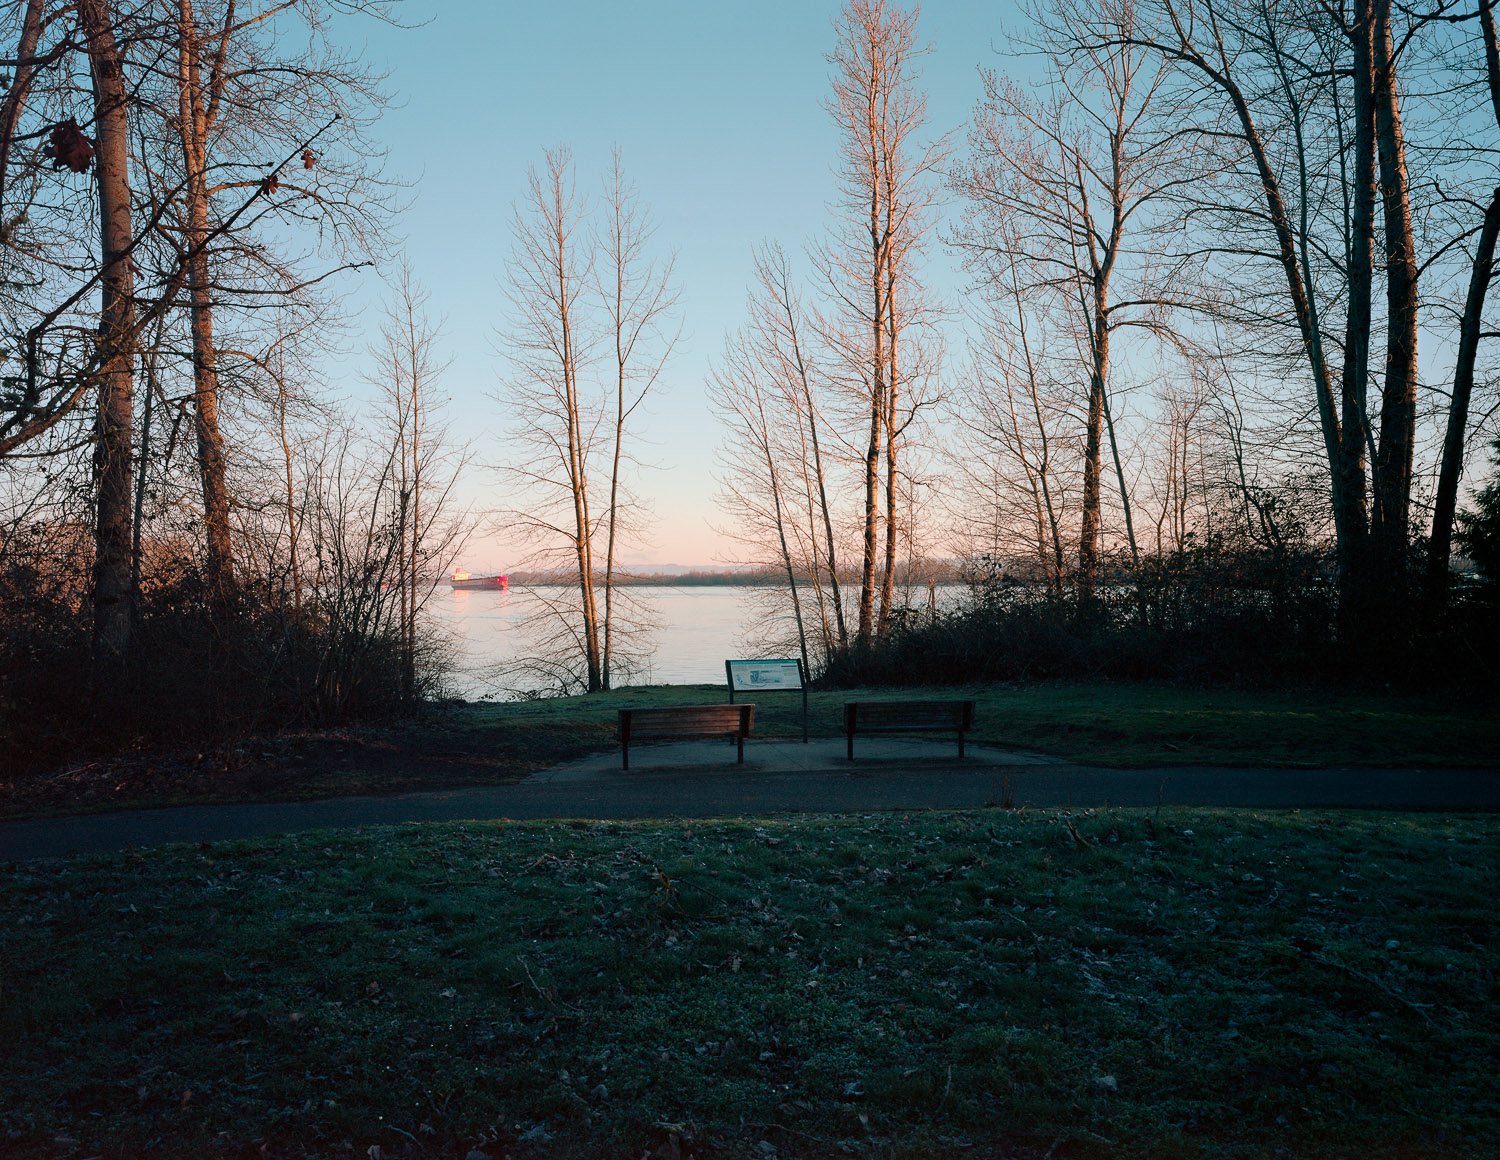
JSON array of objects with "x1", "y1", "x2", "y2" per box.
[
  {"x1": 847, "y1": 731, "x2": 854, "y2": 760},
  {"x1": 737, "y1": 732, "x2": 744, "y2": 764},
  {"x1": 622, "y1": 740, "x2": 629, "y2": 771},
  {"x1": 958, "y1": 732, "x2": 965, "y2": 759}
]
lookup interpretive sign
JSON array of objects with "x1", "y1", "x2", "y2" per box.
[
  {"x1": 726, "y1": 659, "x2": 803, "y2": 692},
  {"x1": 725, "y1": 658, "x2": 808, "y2": 742}
]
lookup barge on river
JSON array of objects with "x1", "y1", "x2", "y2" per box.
[{"x1": 449, "y1": 569, "x2": 508, "y2": 590}]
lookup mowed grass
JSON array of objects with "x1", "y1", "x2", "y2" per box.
[
  {"x1": 478, "y1": 680, "x2": 1500, "y2": 768},
  {"x1": 2, "y1": 808, "x2": 1496, "y2": 1158},
  {"x1": 6, "y1": 681, "x2": 1495, "y2": 820}
]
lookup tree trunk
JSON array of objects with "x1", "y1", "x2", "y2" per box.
[
  {"x1": 801, "y1": 362, "x2": 846, "y2": 650},
  {"x1": 1338, "y1": 0, "x2": 1377, "y2": 600},
  {"x1": 408, "y1": 322, "x2": 420, "y2": 700},
  {"x1": 756, "y1": 390, "x2": 811, "y2": 683},
  {"x1": 1371, "y1": 0, "x2": 1419, "y2": 579},
  {"x1": 1077, "y1": 276, "x2": 1109, "y2": 600},
  {"x1": 603, "y1": 253, "x2": 626, "y2": 691},
  {"x1": 878, "y1": 264, "x2": 899, "y2": 634},
  {"x1": 177, "y1": 0, "x2": 234, "y2": 618},
  {"x1": 79, "y1": 0, "x2": 137, "y2": 661},
  {"x1": 1078, "y1": 370, "x2": 1105, "y2": 600},
  {"x1": 559, "y1": 281, "x2": 600, "y2": 692},
  {"x1": 857, "y1": 225, "x2": 885, "y2": 646},
  {"x1": 1427, "y1": 189, "x2": 1500, "y2": 593}
]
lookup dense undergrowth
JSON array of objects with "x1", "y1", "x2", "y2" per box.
[
  {"x1": 0, "y1": 536, "x2": 445, "y2": 779},
  {"x1": 823, "y1": 542, "x2": 1500, "y2": 690}
]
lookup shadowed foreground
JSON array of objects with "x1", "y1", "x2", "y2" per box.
[{"x1": 2, "y1": 808, "x2": 1495, "y2": 1158}]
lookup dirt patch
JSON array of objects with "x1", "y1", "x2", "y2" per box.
[{"x1": 0, "y1": 725, "x2": 530, "y2": 820}]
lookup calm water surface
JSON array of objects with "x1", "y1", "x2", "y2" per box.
[{"x1": 424, "y1": 585, "x2": 766, "y2": 698}]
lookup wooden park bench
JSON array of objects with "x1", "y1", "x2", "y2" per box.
[
  {"x1": 843, "y1": 699, "x2": 975, "y2": 760},
  {"x1": 617, "y1": 703, "x2": 755, "y2": 770}
]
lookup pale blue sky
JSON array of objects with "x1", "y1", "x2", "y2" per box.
[{"x1": 342, "y1": 1, "x2": 1030, "y2": 567}]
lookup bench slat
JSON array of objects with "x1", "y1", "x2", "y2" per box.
[
  {"x1": 855, "y1": 706, "x2": 967, "y2": 727},
  {"x1": 844, "y1": 700, "x2": 975, "y2": 759},
  {"x1": 618, "y1": 704, "x2": 754, "y2": 770},
  {"x1": 626, "y1": 707, "x2": 750, "y2": 733}
]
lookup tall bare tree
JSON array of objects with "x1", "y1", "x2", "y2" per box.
[
  {"x1": 499, "y1": 147, "x2": 673, "y2": 693},
  {"x1": 947, "y1": 263, "x2": 1074, "y2": 588},
  {"x1": 754, "y1": 243, "x2": 848, "y2": 652},
  {"x1": 711, "y1": 243, "x2": 854, "y2": 667},
  {"x1": 955, "y1": 0, "x2": 1188, "y2": 597},
  {"x1": 172, "y1": 0, "x2": 232, "y2": 613},
  {"x1": 1369, "y1": 0, "x2": 1420, "y2": 577},
  {"x1": 595, "y1": 148, "x2": 677, "y2": 690},
  {"x1": 367, "y1": 267, "x2": 456, "y2": 698},
  {"x1": 710, "y1": 328, "x2": 814, "y2": 676},
  {"x1": 818, "y1": 0, "x2": 946, "y2": 643},
  {"x1": 1075, "y1": 0, "x2": 1385, "y2": 610},
  {"x1": 502, "y1": 147, "x2": 602, "y2": 690},
  {"x1": 78, "y1": 0, "x2": 137, "y2": 659}
]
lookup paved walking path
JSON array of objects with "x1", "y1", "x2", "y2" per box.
[{"x1": 2, "y1": 736, "x2": 1496, "y2": 860}]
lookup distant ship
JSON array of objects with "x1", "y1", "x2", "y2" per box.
[{"x1": 449, "y1": 568, "x2": 508, "y2": 590}]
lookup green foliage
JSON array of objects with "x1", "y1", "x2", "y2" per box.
[{"x1": 1, "y1": 810, "x2": 1496, "y2": 1158}]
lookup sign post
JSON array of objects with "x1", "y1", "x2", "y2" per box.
[{"x1": 725, "y1": 658, "x2": 808, "y2": 742}]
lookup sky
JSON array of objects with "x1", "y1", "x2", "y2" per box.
[{"x1": 336, "y1": 0, "x2": 1034, "y2": 570}]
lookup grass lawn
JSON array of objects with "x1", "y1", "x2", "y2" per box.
[
  {"x1": 3, "y1": 680, "x2": 1496, "y2": 820},
  {"x1": 571, "y1": 681, "x2": 1500, "y2": 768},
  {"x1": 2, "y1": 807, "x2": 1496, "y2": 1158}
]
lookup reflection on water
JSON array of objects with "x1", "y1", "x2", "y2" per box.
[
  {"x1": 424, "y1": 582, "x2": 966, "y2": 699},
  {"x1": 423, "y1": 585, "x2": 767, "y2": 698}
]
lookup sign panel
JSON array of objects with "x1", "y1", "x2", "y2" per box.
[{"x1": 726, "y1": 659, "x2": 803, "y2": 692}]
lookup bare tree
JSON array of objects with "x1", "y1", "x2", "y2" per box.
[
  {"x1": 710, "y1": 327, "x2": 814, "y2": 676},
  {"x1": 954, "y1": 0, "x2": 1190, "y2": 598},
  {"x1": 1074, "y1": 0, "x2": 1453, "y2": 614},
  {"x1": 754, "y1": 243, "x2": 848, "y2": 652},
  {"x1": 710, "y1": 242, "x2": 861, "y2": 669},
  {"x1": 1370, "y1": 0, "x2": 1420, "y2": 576},
  {"x1": 946, "y1": 263, "x2": 1074, "y2": 588},
  {"x1": 498, "y1": 146, "x2": 672, "y2": 693},
  {"x1": 172, "y1": 0, "x2": 233, "y2": 614},
  {"x1": 500, "y1": 147, "x2": 602, "y2": 689},
  {"x1": 817, "y1": 0, "x2": 947, "y2": 643},
  {"x1": 0, "y1": 0, "x2": 398, "y2": 676},
  {"x1": 366, "y1": 266, "x2": 459, "y2": 698},
  {"x1": 595, "y1": 148, "x2": 677, "y2": 689},
  {"x1": 77, "y1": 0, "x2": 137, "y2": 659}
]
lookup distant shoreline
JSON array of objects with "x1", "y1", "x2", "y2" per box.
[{"x1": 446, "y1": 568, "x2": 966, "y2": 589}]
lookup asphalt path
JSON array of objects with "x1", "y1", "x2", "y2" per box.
[{"x1": 2, "y1": 736, "x2": 1496, "y2": 861}]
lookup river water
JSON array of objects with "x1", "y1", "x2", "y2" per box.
[
  {"x1": 426, "y1": 581, "x2": 962, "y2": 699},
  {"x1": 424, "y1": 584, "x2": 770, "y2": 699}
]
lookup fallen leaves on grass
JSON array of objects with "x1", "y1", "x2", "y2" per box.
[{"x1": 1, "y1": 809, "x2": 1496, "y2": 1159}]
